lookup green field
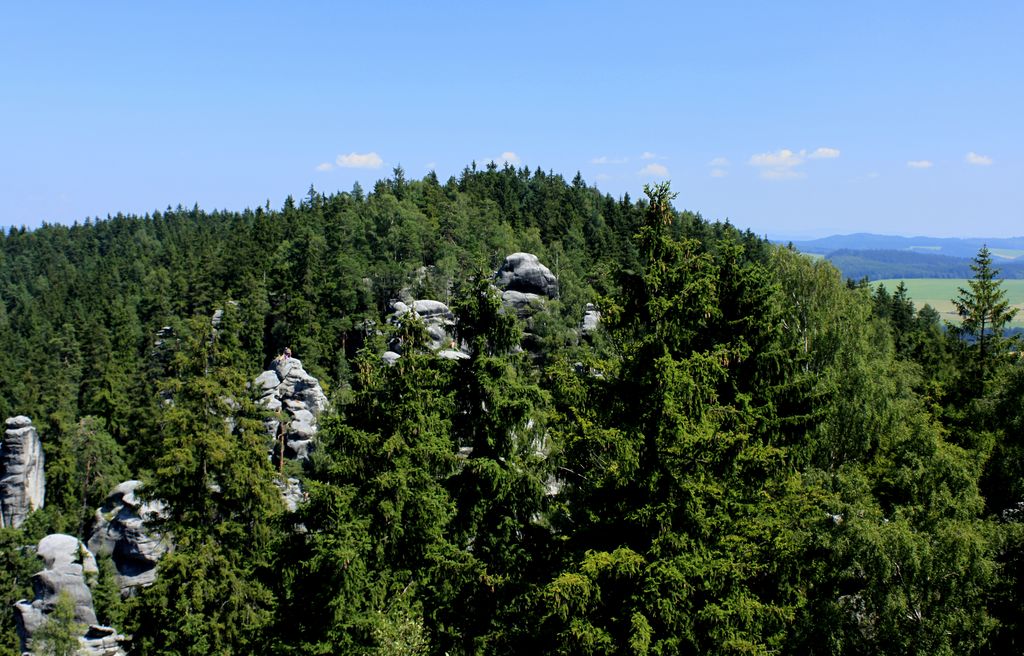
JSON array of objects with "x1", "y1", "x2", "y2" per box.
[
  {"x1": 991, "y1": 248, "x2": 1024, "y2": 260},
  {"x1": 875, "y1": 278, "x2": 1024, "y2": 328}
]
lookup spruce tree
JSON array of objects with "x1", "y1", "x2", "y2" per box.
[{"x1": 950, "y1": 246, "x2": 1019, "y2": 392}]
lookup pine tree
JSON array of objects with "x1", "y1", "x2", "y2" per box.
[{"x1": 950, "y1": 246, "x2": 1019, "y2": 392}]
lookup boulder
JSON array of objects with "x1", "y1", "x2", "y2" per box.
[
  {"x1": 254, "y1": 370, "x2": 280, "y2": 392},
  {"x1": 1, "y1": 416, "x2": 45, "y2": 529},
  {"x1": 14, "y1": 534, "x2": 128, "y2": 655},
  {"x1": 494, "y1": 252, "x2": 559, "y2": 298},
  {"x1": 500, "y1": 290, "x2": 544, "y2": 318},
  {"x1": 382, "y1": 351, "x2": 401, "y2": 365},
  {"x1": 87, "y1": 480, "x2": 169, "y2": 595},
  {"x1": 411, "y1": 299, "x2": 454, "y2": 320}
]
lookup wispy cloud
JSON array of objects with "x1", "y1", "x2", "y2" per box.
[
  {"x1": 591, "y1": 155, "x2": 628, "y2": 165},
  {"x1": 315, "y1": 162, "x2": 334, "y2": 172},
  {"x1": 710, "y1": 169, "x2": 728, "y2": 178},
  {"x1": 907, "y1": 160, "x2": 933, "y2": 169},
  {"x1": 709, "y1": 156, "x2": 730, "y2": 167},
  {"x1": 336, "y1": 152, "x2": 384, "y2": 169},
  {"x1": 748, "y1": 146, "x2": 840, "y2": 179},
  {"x1": 965, "y1": 151, "x2": 993, "y2": 166},
  {"x1": 641, "y1": 151, "x2": 666, "y2": 160},
  {"x1": 638, "y1": 163, "x2": 669, "y2": 177},
  {"x1": 808, "y1": 147, "x2": 840, "y2": 159}
]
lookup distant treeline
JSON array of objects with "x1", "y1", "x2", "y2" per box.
[{"x1": 825, "y1": 248, "x2": 1024, "y2": 281}]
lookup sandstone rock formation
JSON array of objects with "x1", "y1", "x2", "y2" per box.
[
  {"x1": 87, "y1": 480, "x2": 169, "y2": 595},
  {"x1": 256, "y1": 357, "x2": 328, "y2": 460},
  {"x1": 14, "y1": 534, "x2": 128, "y2": 656},
  {"x1": 1, "y1": 416, "x2": 45, "y2": 529},
  {"x1": 494, "y1": 253, "x2": 559, "y2": 318},
  {"x1": 389, "y1": 299, "x2": 457, "y2": 352},
  {"x1": 495, "y1": 252, "x2": 559, "y2": 298}
]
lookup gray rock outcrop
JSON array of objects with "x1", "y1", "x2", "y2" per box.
[
  {"x1": 257, "y1": 357, "x2": 328, "y2": 461},
  {"x1": 273, "y1": 477, "x2": 306, "y2": 513},
  {"x1": 581, "y1": 303, "x2": 601, "y2": 335},
  {"x1": 87, "y1": 480, "x2": 169, "y2": 595},
  {"x1": 389, "y1": 299, "x2": 458, "y2": 352},
  {"x1": 14, "y1": 534, "x2": 128, "y2": 656},
  {"x1": 1, "y1": 416, "x2": 45, "y2": 529},
  {"x1": 495, "y1": 253, "x2": 559, "y2": 298},
  {"x1": 494, "y1": 253, "x2": 559, "y2": 319}
]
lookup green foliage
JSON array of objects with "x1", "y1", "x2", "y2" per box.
[
  {"x1": 0, "y1": 529, "x2": 39, "y2": 654},
  {"x1": 46, "y1": 416, "x2": 129, "y2": 534},
  {"x1": 30, "y1": 590, "x2": 83, "y2": 656},
  {"x1": 128, "y1": 536, "x2": 277, "y2": 656},
  {"x1": 0, "y1": 166, "x2": 1019, "y2": 654},
  {"x1": 949, "y1": 246, "x2": 1020, "y2": 391}
]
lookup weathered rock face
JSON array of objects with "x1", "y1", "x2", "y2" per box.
[
  {"x1": 494, "y1": 253, "x2": 559, "y2": 319},
  {"x1": 495, "y1": 252, "x2": 559, "y2": 298},
  {"x1": 389, "y1": 299, "x2": 457, "y2": 352},
  {"x1": 87, "y1": 480, "x2": 169, "y2": 595},
  {"x1": 14, "y1": 534, "x2": 128, "y2": 656},
  {"x1": 1, "y1": 416, "x2": 45, "y2": 529},
  {"x1": 256, "y1": 357, "x2": 328, "y2": 461}
]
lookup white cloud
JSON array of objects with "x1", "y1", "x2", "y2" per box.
[
  {"x1": 808, "y1": 147, "x2": 841, "y2": 159},
  {"x1": 907, "y1": 160, "x2": 933, "y2": 169},
  {"x1": 315, "y1": 162, "x2": 334, "y2": 172},
  {"x1": 483, "y1": 151, "x2": 521, "y2": 166},
  {"x1": 749, "y1": 146, "x2": 840, "y2": 179},
  {"x1": 966, "y1": 151, "x2": 993, "y2": 166},
  {"x1": 595, "y1": 173, "x2": 612, "y2": 182},
  {"x1": 710, "y1": 168, "x2": 728, "y2": 178},
  {"x1": 591, "y1": 155, "x2": 628, "y2": 165},
  {"x1": 638, "y1": 163, "x2": 669, "y2": 177},
  {"x1": 641, "y1": 151, "x2": 666, "y2": 160},
  {"x1": 709, "y1": 156, "x2": 730, "y2": 167},
  {"x1": 336, "y1": 152, "x2": 384, "y2": 168},
  {"x1": 749, "y1": 148, "x2": 805, "y2": 169}
]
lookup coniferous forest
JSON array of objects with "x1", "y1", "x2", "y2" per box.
[{"x1": 1, "y1": 164, "x2": 1022, "y2": 655}]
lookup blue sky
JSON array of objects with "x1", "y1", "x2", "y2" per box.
[{"x1": 1, "y1": 2, "x2": 1021, "y2": 238}]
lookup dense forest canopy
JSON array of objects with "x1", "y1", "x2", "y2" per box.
[{"x1": 1, "y1": 165, "x2": 1022, "y2": 655}]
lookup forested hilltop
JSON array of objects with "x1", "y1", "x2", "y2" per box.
[{"x1": 1, "y1": 164, "x2": 1022, "y2": 655}]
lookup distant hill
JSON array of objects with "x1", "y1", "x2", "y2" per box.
[
  {"x1": 826, "y1": 249, "x2": 1024, "y2": 281},
  {"x1": 784, "y1": 233, "x2": 1024, "y2": 261},
  {"x1": 774, "y1": 233, "x2": 1024, "y2": 280}
]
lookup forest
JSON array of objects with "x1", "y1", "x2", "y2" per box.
[{"x1": 1, "y1": 163, "x2": 1022, "y2": 655}]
